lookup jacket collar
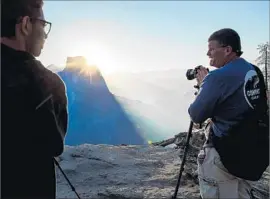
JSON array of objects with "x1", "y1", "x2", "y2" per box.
[{"x1": 1, "y1": 43, "x2": 36, "y2": 62}]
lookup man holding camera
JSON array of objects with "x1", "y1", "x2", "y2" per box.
[
  {"x1": 1, "y1": 0, "x2": 68, "y2": 198},
  {"x1": 188, "y1": 28, "x2": 269, "y2": 198}
]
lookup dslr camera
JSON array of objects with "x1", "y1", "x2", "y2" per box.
[{"x1": 186, "y1": 65, "x2": 209, "y2": 80}]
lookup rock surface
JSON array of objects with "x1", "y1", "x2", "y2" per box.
[
  {"x1": 56, "y1": 144, "x2": 200, "y2": 199},
  {"x1": 56, "y1": 131, "x2": 269, "y2": 199}
]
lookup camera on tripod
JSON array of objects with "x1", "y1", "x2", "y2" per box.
[{"x1": 186, "y1": 65, "x2": 209, "y2": 80}]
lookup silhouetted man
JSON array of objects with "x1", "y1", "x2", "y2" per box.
[{"x1": 1, "y1": 0, "x2": 68, "y2": 198}]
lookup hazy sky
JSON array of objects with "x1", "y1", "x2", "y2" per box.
[{"x1": 39, "y1": 1, "x2": 269, "y2": 74}]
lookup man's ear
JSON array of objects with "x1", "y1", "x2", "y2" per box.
[
  {"x1": 225, "y1": 46, "x2": 233, "y2": 56},
  {"x1": 19, "y1": 16, "x2": 32, "y2": 36}
]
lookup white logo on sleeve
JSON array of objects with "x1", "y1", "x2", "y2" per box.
[{"x1": 243, "y1": 70, "x2": 260, "y2": 109}]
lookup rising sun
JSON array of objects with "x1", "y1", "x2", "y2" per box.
[{"x1": 67, "y1": 42, "x2": 118, "y2": 74}]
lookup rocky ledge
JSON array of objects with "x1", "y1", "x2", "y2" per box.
[{"x1": 56, "y1": 130, "x2": 269, "y2": 199}]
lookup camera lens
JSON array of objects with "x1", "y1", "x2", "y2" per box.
[
  {"x1": 186, "y1": 65, "x2": 209, "y2": 80},
  {"x1": 186, "y1": 69, "x2": 196, "y2": 80}
]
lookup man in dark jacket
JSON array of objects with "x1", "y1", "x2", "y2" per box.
[{"x1": 1, "y1": 0, "x2": 68, "y2": 198}]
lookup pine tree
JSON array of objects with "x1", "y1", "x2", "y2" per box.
[{"x1": 256, "y1": 42, "x2": 270, "y2": 90}]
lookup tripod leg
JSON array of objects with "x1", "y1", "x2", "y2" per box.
[{"x1": 172, "y1": 121, "x2": 194, "y2": 199}]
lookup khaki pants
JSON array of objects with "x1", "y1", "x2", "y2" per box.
[{"x1": 197, "y1": 147, "x2": 255, "y2": 198}]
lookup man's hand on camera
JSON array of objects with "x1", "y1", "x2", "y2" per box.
[{"x1": 196, "y1": 66, "x2": 209, "y2": 86}]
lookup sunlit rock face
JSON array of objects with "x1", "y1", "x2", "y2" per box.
[{"x1": 58, "y1": 56, "x2": 147, "y2": 146}]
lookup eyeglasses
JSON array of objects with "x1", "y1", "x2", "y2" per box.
[
  {"x1": 31, "y1": 18, "x2": 52, "y2": 37},
  {"x1": 16, "y1": 17, "x2": 52, "y2": 38},
  {"x1": 208, "y1": 45, "x2": 229, "y2": 52}
]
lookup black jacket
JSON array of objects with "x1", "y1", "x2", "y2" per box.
[{"x1": 1, "y1": 43, "x2": 68, "y2": 199}]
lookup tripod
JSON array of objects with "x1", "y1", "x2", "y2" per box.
[
  {"x1": 172, "y1": 120, "x2": 194, "y2": 199},
  {"x1": 54, "y1": 158, "x2": 81, "y2": 199},
  {"x1": 172, "y1": 84, "x2": 200, "y2": 199}
]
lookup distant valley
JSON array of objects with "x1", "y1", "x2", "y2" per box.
[{"x1": 52, "y1": 57, "x2": 197, "y2": 145}]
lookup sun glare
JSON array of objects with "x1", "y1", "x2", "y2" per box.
[{"x1": 67, "y1": 42, "x2": 118, "y2": 74}]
